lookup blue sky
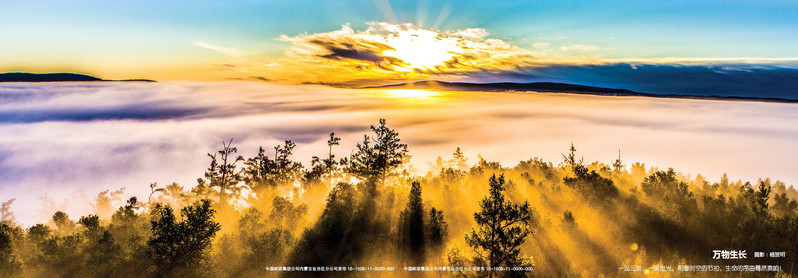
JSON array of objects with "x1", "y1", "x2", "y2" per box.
[{"x1": 1, "y1": 0, "x2": 797, "y2": 81}]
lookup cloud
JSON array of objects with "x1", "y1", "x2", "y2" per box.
[
  {"x1": 261, "y1": 22, "x2": 542, "y2": 85},
  {"x1": 465, "y1": 63, "x2": 798, "y2": 99},
  {"x1": 195, "y1": 41, "x2": 259, "y2": 57},
  {"x1": 560, "y1": 44, "x2": 599, "y2": 51},
  {"x1": 3, "y1": 82, "x2": 798, "y2": 226},
  {"x1": 207, "y1": 22, "x2": 798, "y2": 92}
]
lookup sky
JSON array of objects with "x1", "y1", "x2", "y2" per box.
[{"x1": 1, "y1": 0, "x2": 798, "y2": 87}]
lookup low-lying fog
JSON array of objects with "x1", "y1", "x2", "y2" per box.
[{"x1": 1, "y1": 81, "x2": 796, "y2": 225}]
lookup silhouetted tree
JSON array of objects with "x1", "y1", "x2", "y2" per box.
[
  {"x1": 641, "y1": 169, "x2": 695, "y2": 216},
  {"x1": 466, "y1": 174, "x2": 533, "y2": 277},
  {"x1": 773, "y1": 193, "x2": 798, "y2": 218},
  {"x1": 561, "y1": 143, "x2": 582, "y2": 167},
  {"x1": 349, "y1": 118, "x2": 409, "y2": 184},
  {"x1": 612, "y1": 150, "x2": 624, "y2": 173},
  {"x1": 427, "y1": 207, "x2": 448, "y2": 253},
  {"x1": 243, "y1": 141, "x2": 303, "y2": 190},
  {"x1": 148, "y1": 199, "x2": 221, "y2": 276},
  {"x1": 325, "y1": 132, "x2": 341, "y2": 169},
  {"x1": 562, "y1": 210, "x2": 575, "y2": 225},
  {"x1": 51, "y1": 211, "x2": 76, "y2": 234},
  {"x1": 78, "y1": 214, "x2": 100, "y2": 233},
  {"x1": 273, "y1": 140, "x2": 304, "y2": 184},
  {"x1": 205, "y1": 139, "x2": 244, "y2": 202},
  {"x1": 286, "y1": 180, "x2": 389, "y2": 272},
  {"x1": 77, "y1": 214, "x2": 123, "y2": 276},
  {"x1": 0, "y1": 223, "x2": 21, "y2": 276},
  {"x1": 286, "y1": 183, "x2": 359, "y2": 268},
  {"x1": 398, "y1": 181, "x2": 426, "y2": 265},
  {"x1": 242, "y1": 146, "x2": 273, "y2": 190},
  {"x1": 270, "y1": 196, "x2": 308, "y2": 229},
  {"x1": 148, "y1": 182, "x2": 164, "y2": 202},
  {"x1": 220, "y1": 207, "x2": 295, "y2": 276},
  {"x1": 27, "y1": 224, "x2": 51, "y2": 244},
  {"x1": 307, "y1": 132, "x2": 343, "y2": 188},
  {"x1": 448, "y1": 147, "x2": 469, "y2": 170},
  {"x1": 563, "y1": 164, "x2": 618, "y2": 203}
]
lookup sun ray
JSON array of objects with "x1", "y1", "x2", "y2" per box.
[{"x1": 380, "y1": 28, "x2": 457, "y2": 70}]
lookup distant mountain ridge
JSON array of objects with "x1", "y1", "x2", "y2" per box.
[
  {"x1": 373, "y1": 80, "x2": 798, "y2": 103},
  {"x1": 0, "y1": 72, "x2": 155, "y2": 82}
]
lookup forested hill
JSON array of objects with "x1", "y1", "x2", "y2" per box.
[{"x1": 0, "y1": 72, "x2": 154, "y2": 82}]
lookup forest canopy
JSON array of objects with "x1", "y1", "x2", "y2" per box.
[{"x1": 1, "y1": 119, "x2": 797, "y2": 277}]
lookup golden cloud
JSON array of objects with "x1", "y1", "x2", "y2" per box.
[{"x1": 246, "y1": 22, "x2": 545, "y2": 86}]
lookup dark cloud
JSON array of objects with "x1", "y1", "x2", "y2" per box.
[
  {"x1": 310, "y1": 39, "x2": 395, "y2": 63},
  {"x1": 0, "y1": 83, "x2": 353, "y2": 123},
  {"x1": 0, "y1": 104, "x2": 208, "y2": 123},
  {"x1": 272, "y1": 22, "x2": 535, "y2": 83}
]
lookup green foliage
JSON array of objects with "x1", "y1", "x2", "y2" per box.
[
  {"x1": 0, "y1": 223, "x2": 22, "y2": 276},
  {"x1": 349, "y1": 118, "x2": 409, "y2": 184},
  {"x1": 641, "y1": 169, "x2": 692, "y2": 201},
  {"x1": 641, "y1": 169, "x2": 696, "y2": 217},
  {"x1": 773, "y1": 192, "x2": 798, "y2": 218},
  {"x1": 5, "y1": 121, "x2": 798, "y2": 277},
  {"x1": 242, "y1": 141, "x2": 304, "y2": 191},
  {"x1": 563, "y1": 164, "x2": 618, "y2": 203},
  {"x1": 270, "y1": 196, "x2": 308, "y2": 228},
  {"x1": 27, "y1": 224, "x2": 51, "y2": 243},
  {"x1": 148, "y1": 199, "x2": 221, "y2": 276},
  {"x1": 78, "y1": 214, "x2": 100, "y2": 232},
  {"x1": 213, "y1": 207, "x2": 296, "y2": 277},
  {"x1": 465, "y1": 174, "x2": 534, "y2": 277},
  {"x1": 51, "y1": 211, "x2": 76, "y2": 234}
]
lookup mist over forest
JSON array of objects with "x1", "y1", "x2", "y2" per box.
[
  {"x1": 1, "y1": 118, "x2": 797, "y2": 277},
  {"x1": 4, "y1": 0, "x2": 798, "y2": 276},
  {"x1": 2, "y1": 81, "x2": 798, "y2": 228}
]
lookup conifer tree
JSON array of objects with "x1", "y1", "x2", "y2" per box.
[{"x1": 466, "y1": 174, "x2": 533, "y2": 277}]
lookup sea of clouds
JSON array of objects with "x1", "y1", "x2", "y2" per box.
[{"x1": 1, "y1": 81, "x2": 797, "y2": 225}]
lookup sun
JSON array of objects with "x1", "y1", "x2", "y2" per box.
[{"x1": 380, "y1": 28, "x2": 457, "y2": 71}]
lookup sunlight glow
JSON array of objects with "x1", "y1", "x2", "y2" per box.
[
  {"x1": 380, "y1": 28, "x2": 457, "y2": 71},
  {"x1": 384, "y1": 89, "x2": 441, "y2": 99}
]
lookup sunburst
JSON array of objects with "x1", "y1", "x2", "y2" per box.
[{"x1": 380, "y1": 28, "x2": 457, "y2": 71}]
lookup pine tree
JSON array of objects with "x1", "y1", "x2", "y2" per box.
[
  {"x1": 448, "y1": 147, "x2": 468, "y2": 170},
  {"x1": 242, "y1": 141, "x2": 304, "y2": 190},
  {"x1": 148, "y1": 199, "x2": 220, "y2": 276},
  {"x1": 612, "y1": 150, "x2": 624, "y2": 173},
  {"x1": 561, "y1": 143, "x2": 582, "y2": 167},
  {"x1": 466, "y1": 174, "x2": 533, "y2": 277},
  {"x1": 427, "y1": 207, "x2": 447, "y2": 252},
  {"x1": 398, "y1": 181, "x2": 426, "y2": 265},
  {"x1": 349, "y1": 118, "x2": 409, "y2": 184}
]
